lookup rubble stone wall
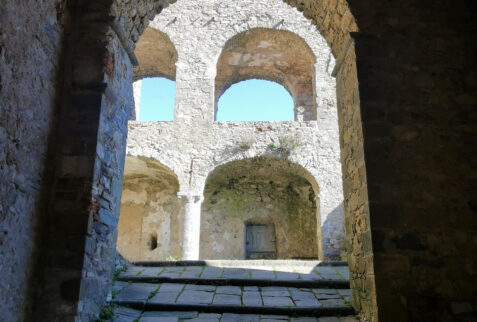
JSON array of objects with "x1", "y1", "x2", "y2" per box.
[
  {"x1": 126, "y1": 120, "x2": 346, "y2": 260},
  {"x1": 0, "y1": 0, "x2": 65, "y2": 320}
]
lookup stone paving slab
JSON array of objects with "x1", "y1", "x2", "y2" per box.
[
  {"x1": 112, "y1": 310, "x2": 359, "y2": 322},
  {"x1": 112, "y1": 282, "x2": 351, "y2": 312}
]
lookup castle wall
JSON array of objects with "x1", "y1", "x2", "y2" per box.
[
  {"x1": 126, "y1": 120, "x2": 346, "y2": 260},
  {"x1": 0, "y1": 1, "x2": 65, "y2": 320}
]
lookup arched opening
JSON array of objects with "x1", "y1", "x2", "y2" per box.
[
  {"x1": 117, "y1": 156, "x2": 182, "y2": 261},
  {"x1": 215, "y1": 28, "x2": 316, "y2": 121},
  {"x1": 33, "y1": 0, "x2": 383, "y2": 320},
  {"x1": 200, "y1": 157, "x2": 321, "y2": 260},
  {"x1": 132, "y1": 27, "x2": 178, "y2": 121},
  {"x1": 136, "y1": 77, "x2": 175, "y2": 121},
  {"x1": 216, "y1": 79, "x2": 294, "y2": 121}
]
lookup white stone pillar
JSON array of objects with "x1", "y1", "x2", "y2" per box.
[
  {"x1": 132, "y1": 80, "x2": 142, "y2": 120},
  {"x1": 178, "y1": 193, "x2": 204, "y2": 260}
]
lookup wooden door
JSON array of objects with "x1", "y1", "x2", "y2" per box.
[{"x1": 245, "y1": 224, "x2": 277, "y2": 259}]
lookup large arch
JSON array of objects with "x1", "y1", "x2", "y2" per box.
[
  {"x1": 33, "y1": 1, "x2": 375, "y2": 321},
  {"x1": 200, "y1": 157, "x2": 321, "y2": 260},
  {"x1": 131, "y1": 27, "x2": 178, "y2": 120},
  {"x1": 215, "y1": 28, "x2": 316, "y2": 121},
  {"x1": 117, "y1": 156, "x2": 183, "y2": 261},
  {"x1": 133, "y1": 27, "x2": 178, "y2": 81}
]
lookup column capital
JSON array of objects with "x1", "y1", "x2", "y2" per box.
[{"x1": 177, "y1": 192, "x2": 203, "y2": 203}]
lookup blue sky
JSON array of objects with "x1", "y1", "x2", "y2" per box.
[{"x1": 138, "y1": 78, "x2": 294, "y2": 121}]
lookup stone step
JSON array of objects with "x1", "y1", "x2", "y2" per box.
[
  {"x1": 117, "y1": 265, "x2": 350, "y2": 289},
  {"x1": 113, "y1": 307, "x2": 358, "y2": 322},
  {"x1": 110, "y1": 282, "x2": 353, "y2": 317},
  {"x1": 133, "y1": 260, "x2": 348, "y2": 268}
]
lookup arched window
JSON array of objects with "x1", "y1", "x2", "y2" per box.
[
  {"x1": 216, "y1": 79, "x2": 294, "y2": 121},
  {"x1": 136, "y1": 77, "x2": 175, "y2": 121},
  {"x1": 215, "y1": 28, "x2": 316, "y2": 121},
  {"x1": 132, "y1": 28, "x2": 178, "y2": 121}
]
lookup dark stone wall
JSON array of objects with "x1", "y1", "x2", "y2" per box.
[
  {"x1": 0, "y1": 0, "x2": 65, "y2": 320},
  {"x1": 349, "y1": 0, "x2": 477, "y2": 320},
  {"x1": 33, "y1": 1, "x2": 135, "y2": 319}
]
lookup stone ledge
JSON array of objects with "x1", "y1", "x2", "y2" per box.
[
  {"x1": 112, "y1": 301, "x2": 354, "y2": 317},
  {"x1": 132, "y1": 260, "x2": 348, "y2": 267},
  {"x1": 116, "y1": 277, "x2": 350, "y2": 289}
]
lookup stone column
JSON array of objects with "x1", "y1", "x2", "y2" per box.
[
  {"x1": 132, "y1": 79, "x2": 142, "y2": 120},
  {"x1": 178, "y1": 193, "x2": 204, "y2": 260}
]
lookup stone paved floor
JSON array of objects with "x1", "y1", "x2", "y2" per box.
[
  {"x1": 113, "y1": 307, "x2": 359, "y2": 322},
  {"x1": 110, "y1": 262, "x2": 356, "y2": 322},
  {"x1": 113, "y1": 282, "x2": 351, "y2": 309}
]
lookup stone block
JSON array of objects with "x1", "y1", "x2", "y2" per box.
[{"x1": 177, "y1": 290, "x2": 214, "y2": 305}]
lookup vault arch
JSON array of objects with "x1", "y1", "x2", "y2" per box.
[
  {"x1": 117, "y1": 155, "x2": 183, "y2": 261},
  {"x1": 201, "y1": 157, "x2": 322, "y2": 259},
  {"x1": 215, "y1": 28, "x2": 316, "y2": 121},
  {"x1": 36, "y1": 1, "x2": 377, "y2": 321}
]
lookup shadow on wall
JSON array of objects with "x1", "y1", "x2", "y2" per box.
[{"x1": 322, "y1": 202, "x2": 346, "y2": 261}]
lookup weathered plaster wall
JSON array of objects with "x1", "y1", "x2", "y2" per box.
[
  {"x1": 201, "y1": 158, "x2": 318, "y2": 260},
  {"x1": 117, "y1": 156, "x2": 182, "y2": 261},
  {"x1": 127, "y1": 120, "x2": 346, "y2": 260},
  {"x1": 0, "y1": 0, "x2": 65, "y2": 320}
]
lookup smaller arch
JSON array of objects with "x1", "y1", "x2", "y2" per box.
[
  {"x1": 200, "y1": 157, "x2": 322, "y2": 260},
  {"x1": 216, "y1": 79, "x2": 294, "y2": 121},
  {"x1": 117, "y1": 155, "x2": 183, "y2": 261},
  {"x1": 133, "y1": 27, "x2": 178, "y2": 81},
  {"x1": 215, "y1": 28, "x2": 317, "y2": 121},
  {"x1": 132, "y1": 28, "x2": 178, "y2": 121}
]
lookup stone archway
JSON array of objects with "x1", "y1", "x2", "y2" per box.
[
  {"x1": 35, "y1": 1, "x2": 375, "y2": 321},
  {"x1": 117, "y1": 156, "x2": 183, "y2": 261},
  {"x1": 215, "y1": 28, "x2": 316, "y2": 121},
  {"x1": 200, "y1": 157, "x2": 320, "y2": 260},
  {"x1": 131, "y1": 27, "x2": 178, "y2": 119}
]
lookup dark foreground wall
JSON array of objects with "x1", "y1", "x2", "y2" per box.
[
  {"x1": 349, "y1": 1, "x2": 477, "y2": 320},
  {"x1": 0, "y1": 1, "x2": 65, "y2": 320}
]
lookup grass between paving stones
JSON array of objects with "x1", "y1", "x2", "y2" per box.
[
  {"x1": 179, "y1": 266, "x2": 187, "y2": 277},
  {"x1": 272, "y1": 268, "x2": 278, "y2": 278},
  {"x1": 332, "y1": 267, "x2": 345, "y2": 279},
  {"x1": 157, "y1": 267, "x2": 167, "y2": 276},
  {"x1": 148, "y1": 285, "x2": 161, "y2": 300},
  {"x1": 175, "y1": 284, "x2": 187, "y2": 302},
  {"x1": 313, "y1": 268, "x2": 324, "y2": 278},
  {"x1": 113, "y1": 266, "x2": 127, "y2": 281},
  {"x1": 197, "y1": 265, "x2": 206, "y2": 278},
  {"x1": 217, "y1": 267, "x2": 226, "y2": 279},
  {"x1": 96, "y1": 303, "x2": 115, "y2": 322}
]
